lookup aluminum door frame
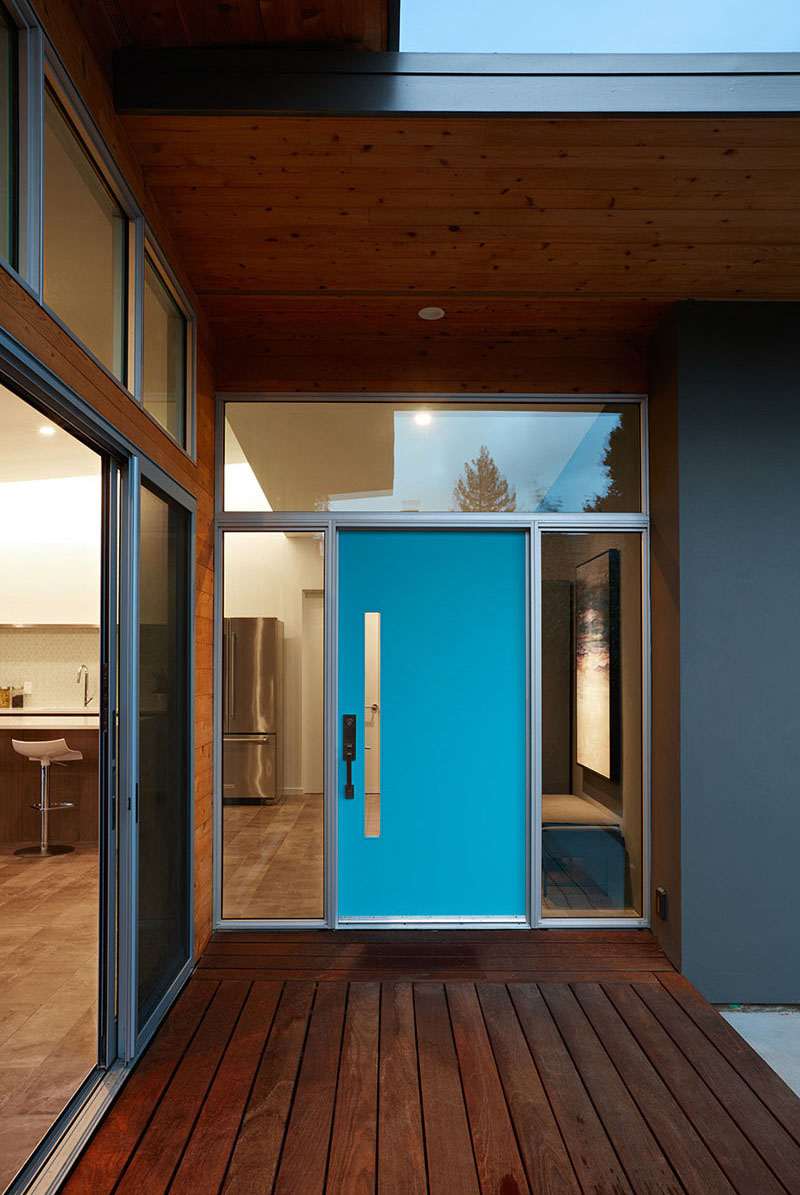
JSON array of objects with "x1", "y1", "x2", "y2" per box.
[
  {"x1": 213, "y1": 508, "x2": 650, "y2": 932},
  {"x1": 212, "y1": 392, "x2": 651, "y2": 932}
]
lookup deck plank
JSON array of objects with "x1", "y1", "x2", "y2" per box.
[
  {"x1": 202, "y1": 940, "x2": 666, "y2": 957},
  {"x1": 509, "y1": 983, "x2": 635, "y2": 1195},
  {"x1": 377, "y1": 983, "x2": 427, "y2": 1195},
  {"x1": 61, "y1": 978, "x2": 218, "y2": 1195},
  {"x1": 223, "y1": 981, "x2": 315, "y2": 1195},
  {"x1": 446, "y1": 983, "x2": 530, "y2": 1195},
  {"x1": 273, "y1": 982, "x2": 347, "y2": 1194},
  {"x1": 414, "y1": 983, "x2": 480, "y2": 1195},
  {"x1": 114, "y1": 981, "x2": 250, "y2": 1195},
  {"x1": 326, "y1": 983, "x2": 380, "y2": 1195},
  {"x1": 169, "y1": 981, "x2": 282, "y2": 1195},
  {"x1": 62, "y1": 931, "x2": 800, "y2": 1195},
  {"x1": 605, "y1": 983, "x2": 787, "y2": 1195},
  {"x1": 539, "y1": 982, "x2": 683, "y2": 1195},
  {"x1": 197, "y1": 953, "x2": 670, "y2": 971},
  {"x1": 635, "y1": 981, "x2": 800, "y2": 1195},
  {"x1": 476, "y1": 983, "x2": 581, "y2": 1195},
  {"x1": 573, "y1": 983, "x2": 738, "y2": 1195},
  {"x1": 195, "y1": 967, "x2": 669, "y2": 983},
  {"x1": 659, "y1": 972, "x2": 800, "y2": 1145}
]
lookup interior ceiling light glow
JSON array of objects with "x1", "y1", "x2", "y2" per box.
[
  {"x1": 38, "y1": 426, "x2": 56, "y2": 436},
  {"x1": 414, "y1": 412, "x2": 433, "y2": 427},
  {"x1": 417, "y1": 306, "x2": 445, "y2": 321}
]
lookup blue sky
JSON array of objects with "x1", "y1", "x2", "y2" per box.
[{"x1": 400, "y1": 1, "x2": 800, "y2": 53}]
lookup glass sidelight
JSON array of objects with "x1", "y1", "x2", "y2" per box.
[
  {"x1": 221, "y1": 530, "x2": 325, "y2": 921},
  {"x1": 540, "y1": 532, "x2": 644, "y2": 918}
]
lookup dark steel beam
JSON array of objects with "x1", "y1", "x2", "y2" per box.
[
  {"x1": 113, "y1": 48, "x2": 800, "y2": 117},
  {"x1": 386, "y1": 0, "x2": 400, "y2": 53}
]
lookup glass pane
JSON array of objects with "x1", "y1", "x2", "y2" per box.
[
  {"x1": 44, "y1": 89, "x2": 127, "y2": 380},
  {"x1": 138, "y1": 484, "x2": 190, "y2": 1027},
  {"x1": 225, "y1": 401, "x2": 640, "y2": 513},
  {"x1": 0, "y1": 5, "x2": 15, "y2": 267},
  {"x1": 364, "y1": 612, "x2": 380, "y2": 838},
  {"x1": 143, "y1": 256, "x2": 187, "y2": 445},
  {"x1": 0, "y1": 383, "x2": 102, "y2": 1187},
  {"x1": 221, "y1": 531, "x2": 325, "y2": 920},
  {"x1": 541, "y1": 532, "x2": 643, "y2": 918}
]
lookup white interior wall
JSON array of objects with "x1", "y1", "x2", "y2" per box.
[
  {"x1": 224, "y1": 532, "x2": 324, "y2": 795},
  {"x1": 0, "y1": 475, "x2": 101, "y2": 625}
]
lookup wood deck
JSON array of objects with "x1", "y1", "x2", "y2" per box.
[{"x1": 63, "y1": 931, "x2": 800, "y2": 1195}]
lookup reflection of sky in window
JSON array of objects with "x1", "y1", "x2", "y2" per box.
[
  {"x1": 400, "y1": 0, "x2": 800, "y2": 53},
  {"x1": 329, "y1": 410, "x2": 620, "y2": 511}
]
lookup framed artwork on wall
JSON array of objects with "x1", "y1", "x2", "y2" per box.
[{"x1": 575, "y1": 548, "x2": 620, "y2": 780}]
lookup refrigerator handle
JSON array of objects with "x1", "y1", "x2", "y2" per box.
[
  {"x1": 222, "y1": 624, "x2": 228, "y2": 733},
  {"x1": 231, "y1": 630, "x2": 238, "y2": 722}
]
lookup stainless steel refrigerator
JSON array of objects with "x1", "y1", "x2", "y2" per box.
[{"x1": 222, "y1": 617, "x2": 284, "y2": 805}]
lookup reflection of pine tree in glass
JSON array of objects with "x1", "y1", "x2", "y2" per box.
[
  {"x1": 586, "y1": 418, "x2": 638, "y2": 512},
  {"x1": 453, "y1": 445, "x2": 517, "y2": 511}
]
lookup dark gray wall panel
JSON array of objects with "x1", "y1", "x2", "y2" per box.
[{"x1": 675, "y1": 301, "x2": 800, "y2": 1002}]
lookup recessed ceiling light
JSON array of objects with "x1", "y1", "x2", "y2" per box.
[
  {"x1": 39, "y1": 426, "x2": 56, "y2": 437},
  {"x1": 418, "y1": 306, "x2": 445, "y2": 321},
  {"x1": 414, "y1": 411, "x2": 432, "y2": 427}
]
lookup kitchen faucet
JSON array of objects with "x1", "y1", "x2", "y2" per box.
[{"x1": 76, "y1": 664, "x2": 93, "y2": 708}]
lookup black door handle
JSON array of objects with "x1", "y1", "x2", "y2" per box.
[{"x1": 342, "y1": 714, "x2": 356, "y2": 799}]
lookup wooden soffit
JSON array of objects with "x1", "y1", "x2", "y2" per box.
[{"x1": 118, "y1": 66, "x2": 800, "y2": 390}]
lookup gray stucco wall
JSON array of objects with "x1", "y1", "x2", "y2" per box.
[{"x1": 653, "y1": 301, "x2": 800, "y2": 1002}]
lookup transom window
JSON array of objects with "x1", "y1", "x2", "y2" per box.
[
  {"x1": 44, "y1": 86, "x2": 128, "y2": 381},
  {"x1": 224, "y1": 400, "x2": 642, "y2": 514},
  {"x1": 143, "y1": 252, "x2": 188, "y2": 447},
  {"x1": 0, "y1": 3, "x2": 16, "y2": 268}
]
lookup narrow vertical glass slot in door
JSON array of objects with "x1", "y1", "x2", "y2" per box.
[{"x1": 364, "y1": 612, "x2": 380, "y2": 837}]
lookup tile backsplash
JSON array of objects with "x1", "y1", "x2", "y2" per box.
[{"x1": 0, "y1": 626, "x2": 100, "y2": 710}]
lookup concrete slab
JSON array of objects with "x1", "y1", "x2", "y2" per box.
[{"x1": 717, "y1": 1006, "x2": 800, "y2": 1097}]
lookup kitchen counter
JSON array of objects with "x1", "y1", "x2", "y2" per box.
[
  {"x1": 0, "y1": 713, "x2": 99, "y2": 729},
  {"x1": 1, "y1": 722, "x2": 100, "y2": 844}
]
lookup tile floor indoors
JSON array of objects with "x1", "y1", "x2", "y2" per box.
[{"x1": 0, "y1": 844, "x2": 98, "y2": 1192}]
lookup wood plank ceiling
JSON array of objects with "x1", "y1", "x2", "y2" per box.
[
  {"x1": 80, "y1": 0, "x2": 389, "y2": 54},
  {"x1": 120, "y1": 112, "x2": 800, "y2": 391},
  {"x1": 78, "y1": 2, "x2": 800, "y2": 391}
]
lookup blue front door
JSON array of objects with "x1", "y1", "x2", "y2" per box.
[{"x1": 338, "y1": 529, "x2": 528, "y2": 920}]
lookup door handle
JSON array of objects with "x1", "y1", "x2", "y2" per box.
[{"x1": 342, "y1": 714, "x2": 356, "y2": 799}]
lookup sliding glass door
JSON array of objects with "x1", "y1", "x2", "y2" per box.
[{"x1": 135, "y1": 469, "x2": 193, "y2": 1041}]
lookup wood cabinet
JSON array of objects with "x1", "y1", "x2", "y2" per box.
[{"x1": 0, "y1": 729, "x2": 100, "y2": 846}]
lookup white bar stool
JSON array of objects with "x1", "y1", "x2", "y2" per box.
[{"x1": 12, "y1": 738, "x2": 83, "y2": 857}]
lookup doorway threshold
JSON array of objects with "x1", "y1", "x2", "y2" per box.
[{"x1": 337, "y1": 915, "x2": 529, "y2": 929}]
